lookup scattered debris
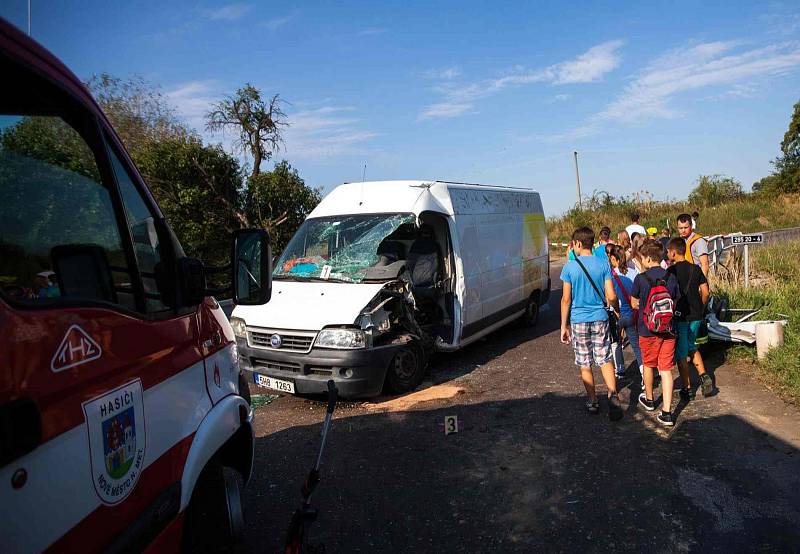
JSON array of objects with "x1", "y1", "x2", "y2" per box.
[{"x1": 707, "y1": 313, "x2": 787, "y2": 345}]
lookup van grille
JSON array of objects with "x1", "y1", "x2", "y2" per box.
[
  {"x1": 308, "y1": 366, "x2": 333, "y2": 376},
  {"x1": 251, "y1": 358, "x2": 302, "y2": 373},
  {"x1": 247, "y1": 328, "x2": 317, "y2": 353}
]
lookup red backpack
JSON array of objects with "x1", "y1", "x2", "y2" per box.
[{"x1": 643, "y1": 274, "x2": 675, "y2": 334}]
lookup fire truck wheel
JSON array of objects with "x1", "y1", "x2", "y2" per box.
[{"x1": 183, "y1": 461, "x2": 245, "y2": 550}]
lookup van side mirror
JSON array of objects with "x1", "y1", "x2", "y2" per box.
[{"x1": 233, "y1": 229, "x2": 272, "y2": 305}]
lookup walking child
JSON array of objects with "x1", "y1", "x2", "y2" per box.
[
  {"x1": 631, "y1": 240, "x2": 681, "y2": 426},
  {"x1": 560, "y1": 227, "x2": 624, "y2": 421},
  {"x1": 666, "y1": 238, "x2": 713, "y2": 399},
  {"x1": 608, "y1": 245, "x2": 643, "y2": 382}
]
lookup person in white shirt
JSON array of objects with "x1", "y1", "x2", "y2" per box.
[{"x1": 625, "y1": 211, "x2": 646, "y2": 240}]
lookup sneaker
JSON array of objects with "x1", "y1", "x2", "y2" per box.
[
  {"x1": 700, "y1": 374, "x2": 713, "y2": 397},
  {"x1": 586, "y1": 400, "x2": 600, "y2": 415},
  {"x1": 657, "y1": 411, "x2": 675, "y2": 427},
  {"x1": 608, "y1": 394, "x2": 623, "y2": 421},
  {"x1": 679, "y1": 387, "x2": 696, "y2": 402},
  {"x1": 638, "y1": 393, "x2": 655, "y2": 411}
]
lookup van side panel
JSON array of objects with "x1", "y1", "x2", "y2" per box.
[
  {"x1": 452, "y1": 212, "x2": 483, "y2": 330},
  {"x1": 522, "y1": 197, "x2": 549, "y2": 298},
  {"x1": 449, "y1": 187, "x2": 548, "y2": 340}
]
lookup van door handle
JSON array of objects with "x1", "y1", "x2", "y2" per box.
[{"x1": 0, "y1": 398, "x2": 41, "y2": 467}]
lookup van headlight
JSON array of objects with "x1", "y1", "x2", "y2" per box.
[
  {"x1": 315, "y1": 328, "x2": 366, "y2": 349},
  {"x1": 230, "y1": 317, "x2": 247, "y2": 339}
]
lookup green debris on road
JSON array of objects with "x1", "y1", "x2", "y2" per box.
[{"x1": 251, "y1": 394, "x2": 279, "y2": 410}]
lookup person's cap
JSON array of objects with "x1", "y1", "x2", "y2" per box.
[
  {"x1": 646, "y1": 227, "x2": 657, "y2": 236},
  {"x1": 37, "y1": 271, "x2": 55, "y2": 278}
]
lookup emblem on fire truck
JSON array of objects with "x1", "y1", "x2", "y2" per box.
[
  {"x1": 51, "y1": 324, "x2": 102, "y2": 372},
  {"x1": 82, "y1": 379, "x2": 146, "y2": 505}
]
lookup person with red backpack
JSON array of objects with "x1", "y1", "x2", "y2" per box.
[{"x1": 631, "y1": 240, "x2": 681, "y2": 426}]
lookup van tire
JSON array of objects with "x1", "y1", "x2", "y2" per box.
[
  {"x1": 385, "y1": 343, "x2": 425, "y2": 394},
  {"x1": 522, "y1": 293, "x2": 540, "y2": 328},
  {"x1": 183, "y1": 461, "x2": 245, "y2": 551}
]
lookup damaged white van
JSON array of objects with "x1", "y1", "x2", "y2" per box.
[{"x1": 231, "y1": 181, "x2": 549, "y2": 398}]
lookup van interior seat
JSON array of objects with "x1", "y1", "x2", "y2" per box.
[
  {"x1": 376, "y1": 239, "x2": 405, "y2": 266},
  {"x1": 406, "y1": 228, "x2": 442, "y2": 305}
]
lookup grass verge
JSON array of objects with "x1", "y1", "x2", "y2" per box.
[{"x1": 714, "y1": 240, "x2": 800, "y2": 405}]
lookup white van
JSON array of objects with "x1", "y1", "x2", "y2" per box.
[{"x1": 231, "y1": 180, "x2": 549, "y2": 397}]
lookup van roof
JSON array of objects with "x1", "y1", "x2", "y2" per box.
[{"x1": 308, "y1": 180, "x2": 540, "y2": 218}]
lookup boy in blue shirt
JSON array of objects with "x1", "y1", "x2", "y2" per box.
[
  {"x1": 592, "y1": 226, "x2": 612, "y2": 260},
  {"x1": 560, "y1": 227, "x2": 623, "y2": 421}
]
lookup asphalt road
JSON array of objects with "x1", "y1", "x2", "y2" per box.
[{"x1": 234, "y1": 263, "x2": 800, "y2": 553}]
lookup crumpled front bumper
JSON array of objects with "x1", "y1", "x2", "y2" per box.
[{"x1": 236, "y1": 337, "x2": 402, "y2": 398}]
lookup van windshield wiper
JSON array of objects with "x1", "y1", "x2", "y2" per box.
[
  {"x1": 305, "y1": 276, "x2": 352, "y2": 283},
  {"x1": 273, "y1": 274, "x2": 306, "y2": 281},
  {"x1": 273, "y1": 274, "x2": 353, "y2": 283}
]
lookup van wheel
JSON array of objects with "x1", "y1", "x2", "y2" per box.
[
  {"x1": 385, "y1": 344, "x2": 425, "y2": 394},
  {"x1": 522, "y1": 293, "x2": 540, "y2": 328},
  {"x1": 183, "y1": 462, "x2": 244, "y2": 551}
]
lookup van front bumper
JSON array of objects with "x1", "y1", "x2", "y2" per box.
[{"x1": 236, "y1": 337, "x2": 401, "y2": 398}]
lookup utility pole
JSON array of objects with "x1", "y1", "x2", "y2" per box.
[
  {"x1": 28, "y1": 0, "x2": 31, "y2": 36},
  {"x1": 573, "y1": 151, "x2": 582, "y2": 210}
]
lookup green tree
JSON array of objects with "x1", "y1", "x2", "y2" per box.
[
  {"x1": 135, "y1": 136, "x2": 244, "y2": 265},
  {"x1": 688, "y1": 174, "x2": 743, "y2": 206},
  {"x1": 245, "y1": 161, "x2": 321, "y2": 252},
  {"x1": 87, "y1": 73, "x2": 187, "y2": 154},
  {"x1": 206, "y1": 84, "x2": 288, "y2": 177},
  {"x1": 773, "y1": 99, "x2": 800, "y2": 193},
  {"x1": 1, "y1": 116, "x2": 99, "y2": 180}
]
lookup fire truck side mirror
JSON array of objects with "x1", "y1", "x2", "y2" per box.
[{"x1": 233, "y1": 229, "x2": 272, "y2": 305}]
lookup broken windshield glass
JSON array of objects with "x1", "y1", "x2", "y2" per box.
[{"x1": 274, "y1": 213, "x2": 416, "y2": 283}]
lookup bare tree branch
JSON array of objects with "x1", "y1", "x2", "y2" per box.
[{"x1": 206, "y1": 84, "x2": 288, "y2": 177}]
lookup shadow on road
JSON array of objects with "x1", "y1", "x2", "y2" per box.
[
  {"x1": 426, "y1": 286, "x2": 562, "y2": 386},
  {"x1": 235, "y1": 392, "x2": 800, "y2": 553}
]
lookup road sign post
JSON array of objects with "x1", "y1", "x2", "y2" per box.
[
  {"x1": 730, "y1": 234, "x2": 762, "y2": 288},
  {"x1": 744, "y1": 244, "x2": 749, "y2": 288}
]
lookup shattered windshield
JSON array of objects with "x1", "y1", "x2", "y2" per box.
[{"x1": 274, "y1": 213, "x2": 415, "y2": 283}]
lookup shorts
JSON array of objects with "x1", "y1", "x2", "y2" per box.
[
  {"x1": 675, "y1": 320, "x2": 702, "y2": 360},
  {"x1": 639, "y1": 335, "x2": 676, "y2": 371},
  {"x1": 570, "y1": 320, "x2": 612, "y2": 367}
]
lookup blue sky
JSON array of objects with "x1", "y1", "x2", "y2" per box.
[{"x1": 3, "y1": 0, "x2": 800, "y2": 215}]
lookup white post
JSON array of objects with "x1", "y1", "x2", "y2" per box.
[
  {"x1": 744, "y1": 243, "x2": 749, "y2": 288},
  {"x1": 573, "y1": 151, "x2": 582, "y2": 210}
]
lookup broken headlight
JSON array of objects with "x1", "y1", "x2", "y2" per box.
[{"x1": 315, "y1": 328, "x2": 366, "y2": 349}]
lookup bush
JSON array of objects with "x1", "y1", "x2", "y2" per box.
[{"x1": 688, "y1": 174, "x2": 743, "y2": 206}]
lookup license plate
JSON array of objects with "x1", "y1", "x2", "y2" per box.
[{"x1": 254, "y1": 373, "x2": 295, "y2": 394}]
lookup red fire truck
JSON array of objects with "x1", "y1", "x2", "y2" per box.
[{"x1": 0, "y1": 18, "x2": 271, "y2": 552}]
